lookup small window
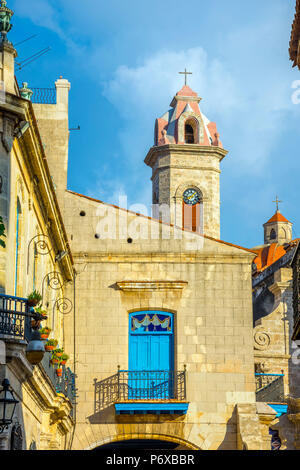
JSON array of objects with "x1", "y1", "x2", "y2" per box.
[
  {"x1": 185, "y1": 124, "x2": 194, "y2": 144},
  {"x1": 270, "y1": 229, "x2": 276, "y2": 240}
]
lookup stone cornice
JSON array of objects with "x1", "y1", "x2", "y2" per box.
[
  {"x1": 151, "y1": 164, "x2": 221, "y2": 182},
  {"x1": 145, "y1": 144, "x2": 228, "y2": 167},
  {"x1": 116, "y1": 280, "x2": 188, "y2": 292},
  {"x1": 23, "y1": 362, "x2": 74, "y2": 430},
  {"x1": 170, "y1": 95, "x2": 202, "y2": 107},
  {"x1": 73, "y1": 252, "x2": 253, "y2": 264},
  {"x1": 0, "y1": 101, "x2": 25, "y2": 119},
  {"x1": 254, "y1": 352, "x2": 291, "y2": 360},
  {"x1": 13, "y1": 94, "x2": 74, "y2": 281},
  {"x1": 5, "y1": 339, "x2": 33, "y2": 383},
  {"x1": 269, "y1": 281, "x2": 293, "y2": 297}
]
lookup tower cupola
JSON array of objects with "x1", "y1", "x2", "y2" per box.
[
  {"x1": 263, "y1": 210, "x2": 293, "y2": 245},
  {"x1": 154, "y1": 85, "x2": 223, "y2": 148},
  {"x1": 145, "y1": 82, "x2": 227, "y2": 239}
]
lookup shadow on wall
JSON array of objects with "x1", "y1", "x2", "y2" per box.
[
  {"x1": 0, "y1": 366, "x2": 28, "y2": 450},
  {"x1": 93, "y1": 439, "x2": 183, "y2": 450},
  {"x1": 88, "y1": 404, "x2": 186, "y2": 425},
  {"x1": 217, "y1": 408, "x2": 237, "y2": 451},
  {"x1": 253, "y1": 287, "x2": 275, "y2": 326}
]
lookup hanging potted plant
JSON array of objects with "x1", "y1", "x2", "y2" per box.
[
  {"x1": 45, "y1": 339, "x2": 58, "y2": 352},
  {"x1": 31, "y1": 306, "x2": 48, "y2": 329},
  {"x1": 56, "y1": 364, "x2": 63, "y2": 377},
  {"x1": 50, "y1": 354, "x2": 60, "y2": 365},
  {"x1": 53, "y1": 348, "x2": 64, "y2": 358},
  {"x1": 60, "y1": 353, "x2": 69, "y2": 366},
  {"x1": 40, "y1": 327, "x2": 51, "y2": 340},
  {"x1": 34, "y1": 307, "x2": 48, "y2": 317},
  {"x1": 27, "y1": 290, "x2": 42, "y2": 307}
]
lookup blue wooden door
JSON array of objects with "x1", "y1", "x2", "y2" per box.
[{"x1": 128, "y1": 311, "x2": 174, "y2": 399}]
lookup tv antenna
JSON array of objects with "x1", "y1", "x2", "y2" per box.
[
  {"x1": 16, "y1": 46, "x2": 51, "y2": 71},
  {"x1": 15, "y1": 34, "x2": 37, "y2": 47}
]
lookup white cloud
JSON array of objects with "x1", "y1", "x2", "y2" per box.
[
  {"x1": 103, "y1": 47, "x2": 242, "y2": 121},
  {"x1": 14, "y1": 0, "x2": 62, "y2": 35},
  {"x1": 13, "y1": 0, "x2": 85, "y2": 56},
  {"x1": 102, "y1": 43, "x2": 295, "y2": 179}
]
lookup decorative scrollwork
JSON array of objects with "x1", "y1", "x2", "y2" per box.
[
  {"x1": 35, "y1": 239, "x2": 51, "y2": 256},
  {"x1": 53, "y1": 297, "x2": 73, "y2": 315},
  {"x1": 254, "y1": 328, "x2": 271, "y2": 351},
  {"x1": 41, "y1": 271, "x2": 65, "y2": 302},
  {"x1": 27, "y1": 234, "x2": 52, "y2": 274}
]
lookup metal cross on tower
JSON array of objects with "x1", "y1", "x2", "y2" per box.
[
  {"x1": 273, "y1": 196, "x2": 282, "y2": 211},
  {"x1": 179, "y1": 68, "x2": 192, "y2": 86}
]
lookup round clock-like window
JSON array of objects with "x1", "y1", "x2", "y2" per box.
[{"x1": 183, "y1": 188, "x2": 201, "y2": 206}]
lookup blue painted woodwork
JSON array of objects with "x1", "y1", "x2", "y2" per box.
[
  {"x1": 115, "y1": 402, "x2": 189, "y2": 415},
  {"x1": 255, "y1": 373, "x2": 284, "y2": 377},
  {"x1": 128, "y1": 311, "x2": 174, "y2": 399},
  {"x1": 268, "y1": 404, "x2": 288, "y2": 417}
]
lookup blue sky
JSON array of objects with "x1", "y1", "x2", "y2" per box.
[{"x1": 10, "y1": 0, "x2": 300, "y2": 248}]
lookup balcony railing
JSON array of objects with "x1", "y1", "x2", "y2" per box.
[
  {"x1": 0, "y1": 294, "x2": 76, "y2": 416},
  {"x1": 31, "y1": 87, "x2": 56, "y2": 105},
  {"x1": 0, "y1": 293, "x2": 31, "y2": 341},
  {"x1": 95, "y1": 369, "x2": 186, "y2": 413},
  {"x1": 41, "y1": 352, "x2": 76, "y2": 417},
  {"x1": 255, "y1": 373, "x2": 285, "y2": 403}
]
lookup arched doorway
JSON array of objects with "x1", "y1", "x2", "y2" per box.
[{"x1": 93, "y1": 439, "x2": 191, "y2": 450}]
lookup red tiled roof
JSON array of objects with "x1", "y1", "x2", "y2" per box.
[
  {"x1": 253, "y1": 239, "x2": 299, "y2": 273},
  {"x1": 265, "y1": 211, "x2": 290, "y2": 224}
]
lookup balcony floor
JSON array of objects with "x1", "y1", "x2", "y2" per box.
[{"x1": 115, "y1": 402, "x2": 189, "y2": 415}]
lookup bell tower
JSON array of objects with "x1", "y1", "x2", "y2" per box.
[{"x1": 144, "y1": 82, "x2": 228, "y2": 239}]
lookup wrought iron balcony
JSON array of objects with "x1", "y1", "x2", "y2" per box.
[
  {"x1": 0, "y1": 294, "x2": 76, "y2": 416},
  {"x1": 95, "y1": 369, "x2": 188, "y2": 415},
  {"x1": 31, "y1": 87, "x2": 56, "y2": 104},
  {"x1": 255, "y1": 373, "x2": 285, "y2": 403},
  {"x1": 41, "y1": 352, "x2": 76, "y2": 417},
  {"x1": 0, "y1": 293, "x2": 31, "y2": 341}
]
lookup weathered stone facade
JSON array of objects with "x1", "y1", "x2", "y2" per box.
[
  {"x1": 2, "y1": 1, "x2": 300, "y2": 450},
  {"x1": 145, "y1": 144, "x2": 226, "y2": 239},
  {"x1": 60, "y1": 163, "x2": 274, "y2": 449},
  {"x1": 0, "y1": 28, "x2": 74, "y2": 450}
]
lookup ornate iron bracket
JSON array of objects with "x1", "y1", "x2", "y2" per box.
[
  {"x1": 53, "y1": 297, "x2": 73, "y2": 315},
  {"x1": 27, "y1": 234, "x2": 52, "y2": 275},
  {"x1": 41, "y1": 271, "x2": 65, "y2": 302},
  {"x1": 41, "y1": 271, "x2": 72, "y2": 315}
]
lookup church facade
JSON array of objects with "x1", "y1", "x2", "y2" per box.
[{"x1": 61, "y1": 86, "x2": 277, "y2": 450}]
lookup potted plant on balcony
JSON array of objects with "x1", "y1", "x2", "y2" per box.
[
  {"x1": 31, "y1": 306, "x2": 47, "y2": 329},
  {"x1": 27, "y1": 290, "x2": 42, "y2": 307},
  {"x1": 50, "y1": 354, "x2": 60, "y2": 365},
  {"x1": 34, "y1": 306, "x2": 47, "y2": 317},
  {"x1": 56, "y1": 364, "x2": 63, "y2": 377},
  {"x1": 40, "y1": 327, "x2": 51, "y2": 340},
  {"x1": 53, "y1": 348, "x2": 64, "y2": 358},
  {"x1": 60, "y1": 353, "x2": 69, "y2": 365},
  {"x1": 45, "y1": 339, "x2": 58, "y2": 352}
]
